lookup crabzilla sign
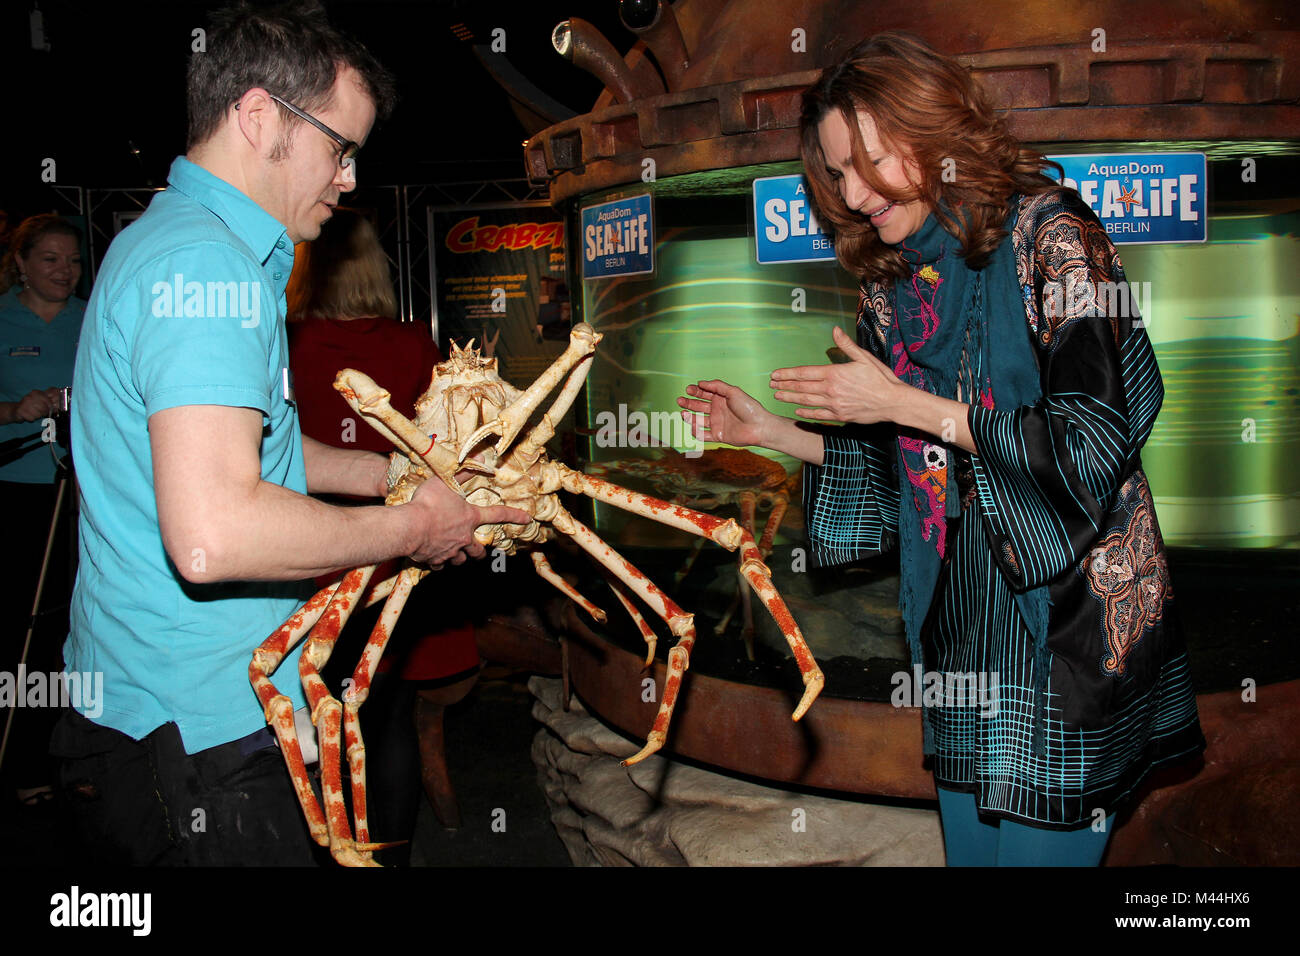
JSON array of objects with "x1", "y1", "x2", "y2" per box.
[
  {"x1": 1048, "y1": 152, "x2": 1207, "y2": 245},
  {"x1": 753, "y1": 174, "x2": 836, "y2": 264},
  {"x1": 431, "y1": 203, "x2": 567, "y2": 379},
  {"x1": 580, "y1": 194, "x2": 654, "y2": 279}
]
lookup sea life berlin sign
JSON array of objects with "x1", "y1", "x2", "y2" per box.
[
  {"x1": 580, "y1": 194, "x2": 654, "y2": 279},
  {"x1": 753, "y1": 174, "x2": 836, "y2": 264},
  {"x1": 1048, "y1": 152, "x2": 1207, "y2": 245}
]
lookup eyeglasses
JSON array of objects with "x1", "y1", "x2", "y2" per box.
[{"x1": 260, "y1": 93, "x2": 359, "y2": 182}]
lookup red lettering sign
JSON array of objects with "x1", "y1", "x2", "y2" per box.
[{"x1": 444, "y1": 217, "x2": 564, "y2": 254}]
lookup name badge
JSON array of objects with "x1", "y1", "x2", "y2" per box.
[
  {"x1": 9, "y1": 346, "x2": 40, "y2": 357},
  {"x1": 282, "y1": 367, "x2": 295, "y2": 404}
]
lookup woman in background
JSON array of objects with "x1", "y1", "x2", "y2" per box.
[
  {"x1": 0, "y1": 215, "x2": 86, "y2": 809},
  {"x1": 287, "y1": 209, "x2": 440, "y2": 457},
  {"x1": 679, "y1": 33, "x2": 1203, "y2": 865}
]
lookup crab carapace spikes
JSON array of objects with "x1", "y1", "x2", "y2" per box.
[{"x1": 456, "y1": 323, "x2": 601, "y2": 463}]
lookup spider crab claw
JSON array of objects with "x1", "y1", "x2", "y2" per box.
[
  {"x1": 457, "y1": 418, "x2": 507, "y2": 465},
  {"x1": 457, "y1": 455, "x2": 497, "y2": 476},
  {"x1": 456, "y1": 323, "x2": 602, "y2": 464}
]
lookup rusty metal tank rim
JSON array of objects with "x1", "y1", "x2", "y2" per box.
[{"x1": 526, "y1": 1, "x2": 1298, "y2": 203}]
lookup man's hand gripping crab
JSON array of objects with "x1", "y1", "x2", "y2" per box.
[{"x1": 249, "y1": 323, "x2": 824, "y2": 866}]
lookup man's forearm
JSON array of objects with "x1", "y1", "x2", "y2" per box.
[
  {"x1": 301, "y1": 434, "x2": 389, "y2": 497},
  {"x1": 183, "y1": 479, "x2": 419, "y2": 581},
  {"x1": 155, "y1": 407, "x2": 413, "y2": 582}
]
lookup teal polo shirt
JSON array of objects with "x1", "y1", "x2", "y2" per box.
[
  {"x1": 68, "y1": 156, "x2": 312, "y2": 753},
  {"x1": 0, "y1": 289, "x2": 84, "y2": 483}
]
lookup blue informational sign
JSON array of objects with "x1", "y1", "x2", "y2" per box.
[
  {"x1": 580, "y1": 194, "x2": 654, "y2": 279},
  {"x1": 753, "y1": 174, "x2": 837, "y2": 264},
  {"x1": 1048, "y1": 152, "x2": 1207, "y2": 245}
]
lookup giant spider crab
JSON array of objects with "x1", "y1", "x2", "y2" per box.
[{"x1": 249, "y1": 324, "x2": 824, "y2": 866}]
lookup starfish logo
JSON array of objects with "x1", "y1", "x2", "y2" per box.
[{"x1": 1116, "y1": 186, "x2": 1141, "y2": 210}]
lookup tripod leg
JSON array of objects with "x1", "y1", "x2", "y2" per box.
[{"x1": 0, "y1": 473, "x2": 69, "y2": 773}]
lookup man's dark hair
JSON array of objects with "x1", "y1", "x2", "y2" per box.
[{"x1": 187, "y1": 1, "x2": 397, "y2": 150}]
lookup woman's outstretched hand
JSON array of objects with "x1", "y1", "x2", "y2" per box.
[
  {"x1": 769, "y1": 325, "x2": 903, "y2": 425},
  {"x1": 676, "y1": 380, "x2": 773, "y2": 448}
]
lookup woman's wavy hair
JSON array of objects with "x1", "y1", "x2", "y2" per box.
[
  {"x1": 1, "y1": 214, "x2": 83, "y2": 292},
  {"x1": 286, "y1": 208, "x2": 397, "y2": 320},
  {"x1": 800, "y1": 32, "x2": 1061, "y2": 283}
]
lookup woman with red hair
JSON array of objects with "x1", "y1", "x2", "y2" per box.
[{"x1": 679, "y1": 33, "x2": 1203, "y2": 865}]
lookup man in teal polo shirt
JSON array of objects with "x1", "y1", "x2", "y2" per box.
[{"x1": 56, "y1": 2, "x2": 526, "y2": 865}]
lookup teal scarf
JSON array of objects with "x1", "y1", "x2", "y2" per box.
[{"x1": 886, "y1": 202, "x2": 1053, "y2": 754}]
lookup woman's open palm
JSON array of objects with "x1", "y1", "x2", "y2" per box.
[{"x1": 676, "y1": 380, "x2": 772, "y2": 448}]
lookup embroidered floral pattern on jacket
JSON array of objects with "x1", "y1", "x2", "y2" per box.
[
  {"x1": 1012, "y1": 193, "x2": 1125, "y2": 355},
  {"x1": 1079, "y1": 471, "x2": 1172, "y2": 677}
]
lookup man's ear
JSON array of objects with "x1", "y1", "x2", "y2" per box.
[{"x1": 233, "y1": 87, "x2": 279, "y2": 154}]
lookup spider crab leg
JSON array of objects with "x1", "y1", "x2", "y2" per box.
[
  {"x1": 756, "y1": 491, "x2": 790, "y2": 558},
  {"x1": 250, "y1": 575, "x2": 350, "y2": 846},
  {"x1": 296, "y1": 564, "x2": 395, "y2": 867},
  {"x1": 362, "y1": 568, "x2": 402, "y2": 607},
  {"x1": 333, "y1": 370, "x2": 489, "y2": 491},
  {"x1": 508, "y1": 341, "x2": 599, "y2": 463},
  {"x1": 341, "y1": 565, "x2": 427, "y2": 856},
  {"x1": 547, "y1": 464, "x2": 824, "y2": 763},
  {"x1": 734, "y1": 491, "x2": 759, "y2": 660},
  {"x1": 606, "y1": 578, "x2": 659, "y2": 668},
  {"x1": 546, "y1": 506, "x2": 699, "y2": 766},
  {"x1": 457, "y1": 323, "x2": 601, "y2": 463},
  {"x1": 674, "y1": 538, "x2": 706, "y2": 586},
  {"x1": 250, "y1": 565, "x2": 385, "y2": 864},
  {"x1": 530, "y1": 550, "x2": 606, "y2": 623}
]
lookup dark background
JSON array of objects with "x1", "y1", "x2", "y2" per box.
[{"x1": 3, "y1": 0, "x2": 633, "y2": 218}]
